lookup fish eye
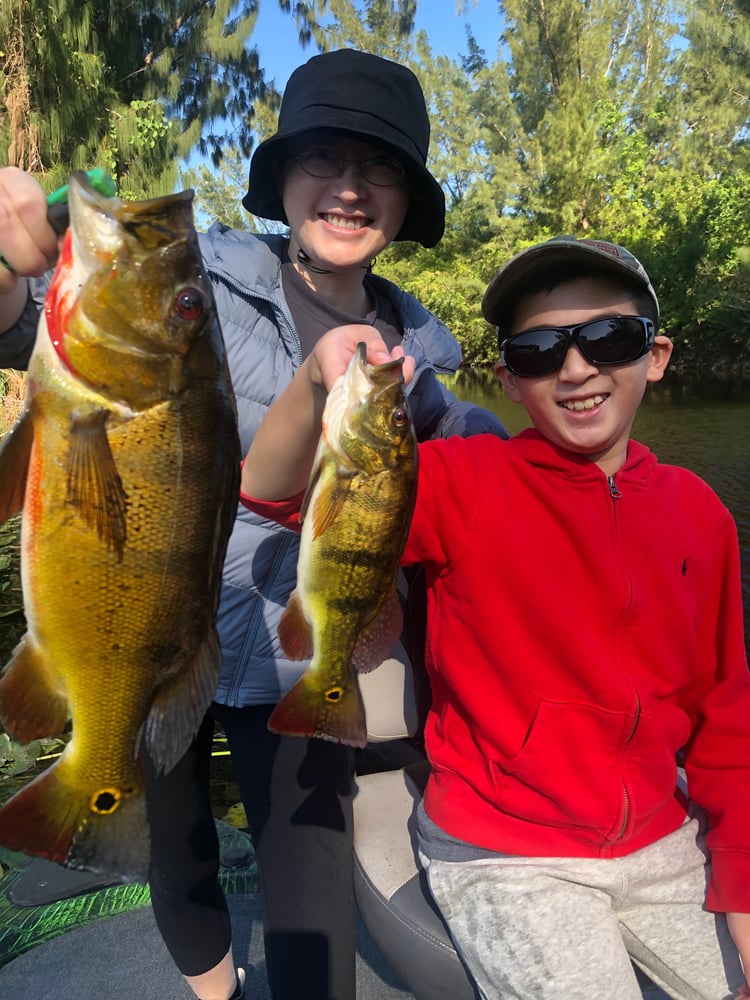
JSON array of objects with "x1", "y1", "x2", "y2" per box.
[
  {"x1": 174, "y1": 287, "x2": 205, "y2": 320},
  {"x1": 392, "y1": 406, "x2": 409, "y2": 428}
]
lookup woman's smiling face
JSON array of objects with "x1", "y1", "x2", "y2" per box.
[
  {"x1": 494, "y1": 276, "x2": 673, "y2": 476},
  {"x1": 280, "y1": 132, "x2": 409, "y2": 274}
]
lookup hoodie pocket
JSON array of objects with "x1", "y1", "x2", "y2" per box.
[{"x1": 488, "y1": 699, "x2": 634, "y2": 840}]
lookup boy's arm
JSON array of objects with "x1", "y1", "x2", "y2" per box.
[
  {"x1": 241, "y1": 323, "x2": 414, "y2": 501},
  {"x1": 727, "y1": 913, "x2": 750, "y2": 995}
]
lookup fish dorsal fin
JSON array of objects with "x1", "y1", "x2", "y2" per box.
[
  {"x1": 351, "y1": 586, "x2": 404, "y2": 674},
  {"x1": 278, "y1": 590, "x2": 314, "y2": 660},
  {"x1": 65, "y1": 410, "x2": 129, "y2": 560},
  {"x1": 0, "y1": 409, "x2": 34, "y2": 521}
]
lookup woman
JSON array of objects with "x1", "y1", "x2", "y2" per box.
[{"x1": 0, "y1": 49, "x2": 506, "y2": 1000}]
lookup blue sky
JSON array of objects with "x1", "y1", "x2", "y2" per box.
[{"x1": 251, "y1": 1, "x2": 505, "y2": 90}]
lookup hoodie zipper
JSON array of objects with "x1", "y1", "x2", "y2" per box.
[
  {"x1": 616, "y1": 694, "x2": 641, "y2": 839},
  {"x1": 607, "y1": 470, "x2": 640, "y2": 842}
]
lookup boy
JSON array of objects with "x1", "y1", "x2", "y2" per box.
[{"x1": 240, "y1": 236, "x2": 750, "y2": 999}]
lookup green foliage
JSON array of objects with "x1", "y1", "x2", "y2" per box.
[
  {"x1": 406, "y1": 0, "x2": 750, "y2": 367},
  {"x1": 379, "y1": 244, "x2": 498, "y2": 365},
  {"x1": 0, "y1": 1, "x2": 328, "y2": 197}
]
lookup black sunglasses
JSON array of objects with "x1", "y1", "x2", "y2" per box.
[{"x1": 499, "y1": 316, "x2": 655, "y2": 378}]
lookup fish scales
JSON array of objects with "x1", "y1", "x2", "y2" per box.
[
  {"x1": 0, "y1": 173, "x2": 239, "y2": 879},
  {"x1": 269, "y1": 342, "x2": 418, "y2": 748}
]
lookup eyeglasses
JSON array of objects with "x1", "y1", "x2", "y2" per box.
[
  {"x1": 499, "y1": 316, "x2": 655, "y2": 377},
  {"x1": 294, "y1": 148, "x2": 405, "y2": 187}
]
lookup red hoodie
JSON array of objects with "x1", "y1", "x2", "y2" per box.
[{"x1": 242, "y1": 429, "x2": 750, "y2": 913}]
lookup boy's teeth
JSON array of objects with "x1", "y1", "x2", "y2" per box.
[{"x1": 561, "y1": 395, "x2": 606, "y2": 411}]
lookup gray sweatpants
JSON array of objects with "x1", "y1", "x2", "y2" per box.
[{"x1": 420, "y1": 817, "x2": 745, "y2": 1000}]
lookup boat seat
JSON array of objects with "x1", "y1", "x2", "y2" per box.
[{"x1": 354, "y1": 607, "x2": 479, "y2": 1000}]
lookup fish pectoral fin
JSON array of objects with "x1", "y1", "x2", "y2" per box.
[
  {"x1": 0, "y1": 635, "x2": 69, "y2": 742},
  {"x1": 310, "y1": 474, "x2": 355, "y2": 540},
  {"x1": 267, "y1": 667, "x2": 367, "y2": 748},
  {"x1": 65, "y1": 410, "x2": 128, "y2": 560},
  {"x1": 0, "y1": 409, "x2": 34, "y2": 521},
  {"x1": 352, "y1": 587, "x2": 404, "y2": 674},
  {"x1": 277, "y1": 590, "x2": 314, "y2": 660},
  {"x1": 144, "y1": 629, "x2": 221, "y2": 775}
]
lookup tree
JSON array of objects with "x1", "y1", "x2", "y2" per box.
[
  {"x1": 674, "y1": 0, "x2": 750, "y2": 174},
  {"x1": 297, "y1": 0, "x2": 416, "y2": 56},
  {"x1": 0, "y1": 1, "x2": 325, "y2": 197}
]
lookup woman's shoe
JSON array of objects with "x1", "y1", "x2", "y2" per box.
[{"x1": 229, "y1": 968, "x2": 245, "y2": 1000}]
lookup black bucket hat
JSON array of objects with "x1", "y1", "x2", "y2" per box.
[{"x1": 242, "y1": 48, "x2": 445, "y2": 247}]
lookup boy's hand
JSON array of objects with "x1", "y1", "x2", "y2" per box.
[
  {"x1": 0, "y1": 166, "x2": 59, "y2": 291},
  {"x1": 307, "y1": 323, "x2": 416, "y2": 393},
  {"x1": 727, "y1": 912, "x2": 750, "y2": 996},
  {"x1": 242, "y1": 323, "x2": 416, "y2": 503}
]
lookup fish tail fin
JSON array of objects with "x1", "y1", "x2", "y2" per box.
[
  {"x1": 268, "y1": 668, "x2": 367, "y2": 748},
  {"x1": 0, "y1": 636, "x2": 69, "y2": 742},
  {"x1": 0, "y1": 753, "x2": 148, "y2": 881}
]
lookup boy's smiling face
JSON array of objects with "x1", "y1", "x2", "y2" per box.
[{"x1": 494, "y1": 275, "x2": 673, "y2": 476}]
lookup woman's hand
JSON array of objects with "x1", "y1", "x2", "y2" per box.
[
  {"x1": 242, "y1": 323, "x2": 415, "y2": 502},
  {"x1": 308, "y1": 323, "x2": 416, "y2": 393}
]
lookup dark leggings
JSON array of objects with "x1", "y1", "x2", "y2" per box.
[{"x1": 145, "y1": 704, "x2": 356, "y2": 1000}]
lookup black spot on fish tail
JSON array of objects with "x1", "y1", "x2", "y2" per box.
[{"x1": 91, "y1": 788, "x2": 121, "y2": 815}]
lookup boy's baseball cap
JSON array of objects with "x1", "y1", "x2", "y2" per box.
[
  {"x1": 482, "y1": 236, "x2": 660, "y2": 328},
  {"x1": 243, "y1": 48, "x2": 445, "y2": 247}
]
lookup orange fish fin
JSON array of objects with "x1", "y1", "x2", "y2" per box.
[
  {"x1": 0, "y1": 409, "x2": 34, "y2": 521},
  {"x1": 0, "y1": 635, "x2": 69, "y2": 742},
  {"x1": 268, "y1": 668, "x2": 367, "y2": 748},
  {"x1": 309, "y1": 473, "x2": 355, "y2": 540},
  {"x1": 352, "y1": 587, "x2": 404, "y2": 674},
  {"x1": 144, "y1": 628, "x2": 221, "y2": 775},
  {"x1": 277, "y1": 590, "x2": 314, "y2": 660},
  {"x1": 0, "y1": 753, "x2": 149, "y2": 880},
  {"x1": 65, "y1": 410, "x2": 128, "y2": 560}
]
